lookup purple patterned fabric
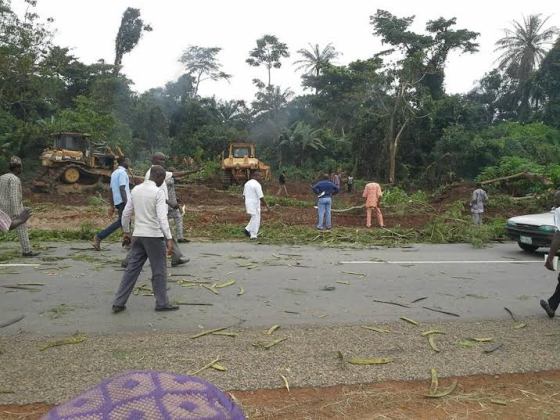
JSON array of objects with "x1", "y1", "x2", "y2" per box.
[{"x1": 43, "y1": 371, "x2": 245, "y2": 420}]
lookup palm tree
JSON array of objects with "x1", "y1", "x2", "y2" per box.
[
  {"x1": 494, "y1": 14, "x2": 558, "y2": 120},
  {"x1": 294, "y1": 43, "x2": 340, "y2": 77}
]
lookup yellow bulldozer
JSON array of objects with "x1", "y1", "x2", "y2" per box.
[
  {"x1": 33, "y1": 132, "x2": 125, "y2": 193},
  {"x1": 220, "y1": 142, "x2": 271, "y2": 188}
]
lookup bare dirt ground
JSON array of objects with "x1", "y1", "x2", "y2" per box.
[
  {"x1": 2, "y1": 370, "x2": 559, "y2": 419},
  {"x1": 23, "y1": 181, "x2": 466, "y2": 232}
]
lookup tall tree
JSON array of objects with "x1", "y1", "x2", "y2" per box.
[
  {"x1": 294, "y1": 43, "x2": 340, "y2": 78},
  {"x1": 538, "y1": 37, "x2": 560, "y2": 127},
  {"x1": 494, "y1": 14, "x2": 558, "y2": 120},
  {"x1": 179, "y1": 46, "x2": 231, "y2": 97},
  {"x1": 114, "y1": 7, "x2": 152, "y2": 75},
  {"x1": 370, "y1": 9, "x2": 479, "y2": 183},
  {"x1": 246, "y1": 35, "x2": 289, "y2": 87}
]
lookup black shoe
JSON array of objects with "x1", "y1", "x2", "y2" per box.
[
  {"x1": 243, "y1": 229, "x2": 250, "y2": 237},
  {"x1": 540, "y1": 299, "x2": 555, "y2": 318},
  {"x1": 155, "y1": 304, "x2": 179, "y2": 312},
  {"x1": 112, "y1": 305, "x2": 126, "y2": 313},
  {"x1": 22, "y1": 251, "x2": 40, "y2": 257},
  {"x1": 171, "y1": 257, "x2": 190, "y2": 267},
  {"x1": 177, "y1": 238, "x2": 190, "y2": 243}
]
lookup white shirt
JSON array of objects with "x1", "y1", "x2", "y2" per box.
[
  {"x1": 243, "y1": 179, "x2": 264, "y2": 214},
  {"x1": 553, "y1": 207, "x2": 560, "y2": 231},
  {"x1": 145, "y1": 167, "x2": 173, "y2": 200},
  {"x1": 121, "y1": 180, "x2": 172, "y2": 239}
]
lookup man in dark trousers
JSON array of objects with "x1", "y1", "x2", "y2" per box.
[
  {"x1": 92, "y1": 156, "x2": 130, "y2": 251},
  {"x1": 277, "y1": 170, "x2": 288, "y2": 196},
  {"x1": 112, "y1": 165, "x2": 178, "y2": 313},
  {"x1": 311, "y1": 174, "x2": 339, "y2": 230},
  {"x1": 541, "y1": 190, "x2": 560, "y2": 318}
]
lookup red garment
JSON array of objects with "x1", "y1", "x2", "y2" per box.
[{"x1": 362, "y1": 182, "x2": 383, "y2": 207}]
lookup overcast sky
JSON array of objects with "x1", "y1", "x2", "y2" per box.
[{"x1": 20, "y1": 0, "x2": 560, "y2": 102}]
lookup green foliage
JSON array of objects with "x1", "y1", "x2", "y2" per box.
[{"x1": 114, "y1": 7, "x2": 152, "y2": 72}]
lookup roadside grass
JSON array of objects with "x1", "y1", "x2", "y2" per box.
[{"x1": 0, "y1": 198, "x2": 508, "y2": 248}]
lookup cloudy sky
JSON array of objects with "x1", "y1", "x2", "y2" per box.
[{"x1": 20, "y1": 0, "x2": 560, "y2": 101}]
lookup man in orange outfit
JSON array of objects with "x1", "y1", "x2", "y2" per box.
[{"x1": 362, "y1": 182, "x2": 385, "y2": 228}]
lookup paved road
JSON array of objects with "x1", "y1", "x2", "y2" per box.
[{"x1": 0, "y1": 241, "x2": 554, "y2": 335}]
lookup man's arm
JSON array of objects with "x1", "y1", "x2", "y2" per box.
[
  {"x1": 9, "y1": 208, "x2": 32, "y2": 230},
  {"x1": 155, "y1": 190, "x2": 173, "y2": 240},
  {"x1": 121, "y1": 198, "x2": 134, "y2": 234},
  {"x1": 545, "y1": 232, "x2": 560, "y2": 270},
  {"x1": 119, "y1": 186, "x2": 128, "y2": 207}
]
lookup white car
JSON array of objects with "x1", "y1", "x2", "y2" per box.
[{"x1": 506, "y1": 212, "x2": 556, "y2": 252}]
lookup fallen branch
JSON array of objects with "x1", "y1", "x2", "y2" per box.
[
  {"x1": 190, "y1": 327, "x2": 228, "y2": 339},
  {"x1": 372, "y1": 299, "x2": 410, "y2": 308},
  {"x1": 422, "y1": 306, "x2": 460, "y2": 317},
  {"x1": 0, "y1": 314, "x2": 25, "y2": 329},
  {"x1": 189, "y1": 356, "x2": 221, "y2": 375}
]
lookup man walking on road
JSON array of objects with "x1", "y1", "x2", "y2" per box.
[
  {"x1": 312, "y1": 174, "x2": 339, "y2": 230},
  {"x1": 542, "y1": 190, "x2": 560, "y2": 318},
  {"x1": 0, "y1": 156, "x2": 39, "y2": 256},
  {"x1": 471, "y1": 183, "x2": 488, "y2": 225},
  {"x1": 362, "y1": 182, "x2": 385, "y2": 228},
  {"x1": 243, "y1": 171, "x2": 269, "y2": 240},
  {"x1": 92, "y1": 156, "x2": 130, "y2": 251},
  {"x1": 112, "y1": 165, "x2": 178, "y2": 313}
]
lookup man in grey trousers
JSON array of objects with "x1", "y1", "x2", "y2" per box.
[{"x1": 112, "y1": 165, "x2": 179, "y2": 313}]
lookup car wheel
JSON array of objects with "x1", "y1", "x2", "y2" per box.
[{"x1": 518, "y1": 242, "x2": 539, "y2": 253}]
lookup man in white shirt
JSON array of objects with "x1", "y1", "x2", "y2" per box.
[
  {"x1": 112, "y1": 166, "x2": 179, "y2": 313},
  {"x1": 542, "y1": 190, "x2": 560, "y2": 318},
  {"x1": 243, "y1": 171, "x2": 269, "y2": 240}
]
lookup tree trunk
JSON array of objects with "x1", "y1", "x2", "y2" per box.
[{"x1": 388, "y1": 119, "x2": 408, "y2": 185}]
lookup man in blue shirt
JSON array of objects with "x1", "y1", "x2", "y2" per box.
[
  {"x1": 92, "y1": 156, "x2": 130, "y2": 250},
  {"x1": 311, "y1": 174, "x2": 339, "y2": 230}
]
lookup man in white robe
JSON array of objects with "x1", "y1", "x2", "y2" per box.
[{"x1": 243, "y1": 171, "x2": 269, "y2": 239}]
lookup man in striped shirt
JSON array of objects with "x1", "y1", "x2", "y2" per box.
[{"x1": 0, "y1": 156, "x2": 38, "y2": 256}]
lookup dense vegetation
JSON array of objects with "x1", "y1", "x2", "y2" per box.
[{"x1": 1, "y1": 0, "x2": 560, "y2": 188}]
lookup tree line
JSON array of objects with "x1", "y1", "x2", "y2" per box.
[{"x1": 1, "y1": 0, "x2": 560, "y2": 188}]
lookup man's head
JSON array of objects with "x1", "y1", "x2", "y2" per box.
[
  {"x1": 476, "y1": 182, "x2": 482, "y2": 189},
  {"x1": 149, "y1": 165, "x2": 166, "y2": 187},
  {"x1": 151, "y1": 152, "x2": 167, "y2": 167},
  {"x1": 321, "y1": 174, "x2": 330, "y2": 181},
  {"x1": 9, "y1": 156, "x2": 22, "y2": 175},
  {"x1": 251, "y1": 171, "x2": 262, "y2": 181},
  {"x1": 117, "y1": 156, "x2": 129, "y2": 169}
]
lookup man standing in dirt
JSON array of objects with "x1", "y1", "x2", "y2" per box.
[
  {"x1": 362, "y1": 182, "x2": 385, "y2": 228},
  {"x1": 0, "y1": 156, "x2": 39, "y2": 256},
  {"x1": 471, "y1": 183, "x2": 488, "y2": 225},
  {"x1": 243, "y1": 171, "x2": 270, "y2": 240},
  {"x1": 166, "y1": 170, "x2": 188, "y2": 243},
  {"x1": 112, "y1": 165, "x2": 178, "y2": 313},
  {"x1": 145, "y1": 153, "x2": 189, "y2": 266},
  {"x1": 92, "y1": 156, "x2": 130, "y2": 251},
  {"x1": 541, "y1": 190, "x2": 560, "y2": 318},
  {"x1": 312, "y1": 174, "x2": 339, "y2": 230},
  {"x1": 277, "y1": 170, "x2": 288, "y2": 197}
]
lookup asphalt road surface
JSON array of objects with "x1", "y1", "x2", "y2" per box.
[{"x1": 0, "y1": 241, "x2": 553, "y2": 335}]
